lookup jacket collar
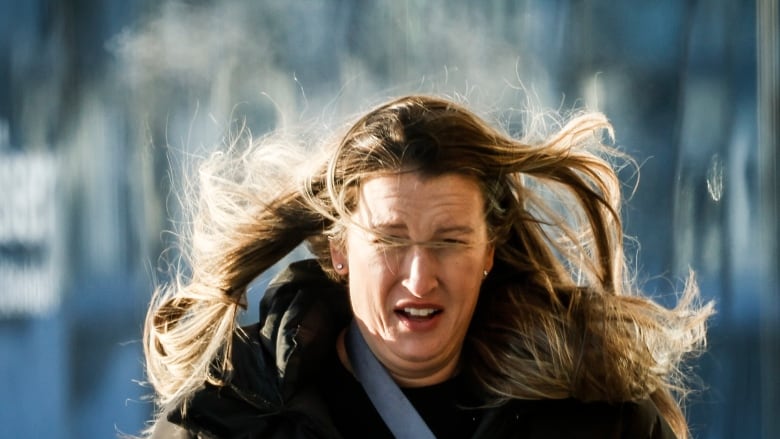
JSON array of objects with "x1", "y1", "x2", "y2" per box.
[{"x1": 171, "y1": 259, "x2": 351, "y2": 436}]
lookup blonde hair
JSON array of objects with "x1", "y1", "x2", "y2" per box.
[{"x1": 144, "y1": 95, "x2": 713, "y2": 438}]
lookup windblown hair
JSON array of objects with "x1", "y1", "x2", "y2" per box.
[{"x1": 144, "y1": 95, "x2": 713, "y2": 438}]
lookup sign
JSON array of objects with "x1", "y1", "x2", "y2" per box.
[{"x1": 0, "y1": 153, "x2": 62, "y2": 316}]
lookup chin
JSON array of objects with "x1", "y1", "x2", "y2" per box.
[{"x1": 395, "y1": 343, "x2": 445, "y2": 363}]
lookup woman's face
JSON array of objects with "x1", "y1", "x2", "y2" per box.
[{"x1": 331, "y1": 172, "x2": 494, "y2": 387}]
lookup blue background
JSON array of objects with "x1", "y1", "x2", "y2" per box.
[{"x1": 0, "y1": 1, "x2": 777, "y2": 438}]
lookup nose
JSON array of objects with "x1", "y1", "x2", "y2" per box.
[{"x1": 401, "y1": 245, "x2": 438, "y2": 297}]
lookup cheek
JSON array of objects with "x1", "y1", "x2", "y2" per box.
[
  {"x1": 346, "y1": 248, "x2": 395, "y2": 312},
  {"x1": 442, "y1": 253, "x2": 486, "y2": 300}
]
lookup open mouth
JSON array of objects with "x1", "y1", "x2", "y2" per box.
[{"x1": 396, "y1": 307, "x2": 443, "y2": 320}]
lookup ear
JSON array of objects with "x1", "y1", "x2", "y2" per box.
[
  {"x1": 329, "y1": 239, "x2": 348, "y2": 275},
  {"x1": 484, "y1": 244, "x2": 495, "y2": 274}
]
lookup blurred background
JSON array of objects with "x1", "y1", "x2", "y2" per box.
[{"x1": 0, "y1": 0, "x2": 777, "y2": 437}]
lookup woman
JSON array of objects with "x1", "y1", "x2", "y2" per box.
[{"x1": 144, "y1": 95, "x2": 713, "y2": 438}]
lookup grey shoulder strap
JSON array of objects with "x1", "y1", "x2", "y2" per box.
[{"x1": 345, "y1": 320, "x2": 437, "y2": 439}]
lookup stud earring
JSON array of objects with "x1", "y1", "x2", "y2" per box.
[
  {"x1": 483, "y1": 270, "x2": 489, "y2": 278},
  {"x1": 336, "y1": 263, "x2": 344, "y2": 270}
]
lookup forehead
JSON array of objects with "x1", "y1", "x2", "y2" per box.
[{"x1": 354, "y1": 173, "x2": 486, "y2": 229}]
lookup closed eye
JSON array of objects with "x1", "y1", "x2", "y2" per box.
[{"x1": 371, "y1": 235, "x2": 410, "y2": 247}]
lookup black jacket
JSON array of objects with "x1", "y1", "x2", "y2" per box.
[{"x1": 151, "y1": 259, "x2": 676, "y2": 438}]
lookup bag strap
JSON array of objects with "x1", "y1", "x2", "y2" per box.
[{"x1": 345, "y1": 320, "x2": 437, "y2": 439}]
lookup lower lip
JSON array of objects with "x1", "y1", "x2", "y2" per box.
[{"x1": 395, "y1": 311, "x2": 442, "y2": 332}]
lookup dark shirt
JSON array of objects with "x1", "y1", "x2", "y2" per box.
[{"x1": 320, "y1": 347, "x2": 483, "y2": 438}]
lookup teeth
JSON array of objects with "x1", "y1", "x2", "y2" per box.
[{"x1": 403, "y1": 308, "x2": 437, "y2": 317}]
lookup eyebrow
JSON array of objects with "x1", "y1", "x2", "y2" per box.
[
  {"x1": 435, "y1": 225, "x2": 476, "y2": 235},
  {"x1": 370, "y1": 223, "x2": 476, "y2": 235}
]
